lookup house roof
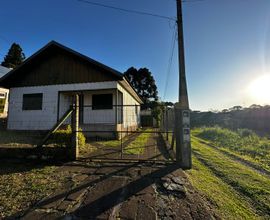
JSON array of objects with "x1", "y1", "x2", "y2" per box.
[
  {"x1": 0, "y1": 65, "x2": 10, "y2": 79},
  {"x1": 0, "y1": 41, "x2": 143, "y2": 103},
  {"x1": 0, "y1": 41, "x2": 124, "y2": 83}
]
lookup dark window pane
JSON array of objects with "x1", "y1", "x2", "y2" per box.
[
  {"x1": 0, "y1": 96, "x2": 5, "y2": 114},
  {"x1": 23, "y1": 93, "x2": 43, "y2": 110},
  {"x1": 92, "y1": 94, "x2": 113, "y2": 110}
]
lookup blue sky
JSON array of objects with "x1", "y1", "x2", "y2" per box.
[{"x1": 1, "y1": 0, "x2": 270, "y2": 110}]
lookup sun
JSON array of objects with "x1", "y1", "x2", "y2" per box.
[{"x1": 248, "y1": 75, "x2": 270, "y2": 103}]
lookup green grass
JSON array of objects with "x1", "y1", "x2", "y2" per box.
[
  {"x1": 187, "y1": 137, "x2": 270, "y2": 219},
  {"x1": 192, "y1": 127, "x2": 270, "y2": 172},
  {"x1": 0, "y1": 130, "x2": 42, "y2": 147},
  {"x1": 0, "y1": 162, "x2": 69, "y2": 218},
  {"x1": 187, "y1": 157, "x2": 259, "y2": 220},
  {"x1": 90, "y1": 129, "x2": 153, "y2": 155},
  {"x1": 98, "y1": 138, "x2": 125, "y2": 148},
  {"x1": 124, "y1": 129, "x2": 152, "y2": 154}
]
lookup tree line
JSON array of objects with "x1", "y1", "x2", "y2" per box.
[{"x1": 191, "y1": 105, "x2": 270, "y2": 135}]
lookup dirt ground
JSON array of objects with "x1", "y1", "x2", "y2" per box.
[{"x1": 12, "y1": 132, "x2": 219, "y2": 220}]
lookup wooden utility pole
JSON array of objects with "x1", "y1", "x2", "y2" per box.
[
  {"x1": 175, "y1": 0, "x2": 192, "y2": 169},
  {"x1": 177, "y1": 0, "x2": 189, "y2": 107}
]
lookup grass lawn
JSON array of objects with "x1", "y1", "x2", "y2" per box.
[
  {"x1": 0, "y1": 161, "x2": 69, "y2": 218},
  {"x1": 89, "y1": 128, "x2": 153, "y2": 155},
  {"x1": 0, "y1": 130, "x2": 43, "y2": 148},
  {"x1": 192, "y1": 127, "x2": 270, "y2": 173},
  {"x1": 187, "y1": 137, "x2": 270, "y2": 219},
  {"x1": 124, "y1": 128, "x2": 153, "y2": 154}
]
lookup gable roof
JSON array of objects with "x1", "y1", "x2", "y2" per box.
[
  {"x1": 0, "y1": 41, "x2": 123, "y2": 85},
  {"x1": 0, "y1": 41, "x2": 143, "y2": 104}
]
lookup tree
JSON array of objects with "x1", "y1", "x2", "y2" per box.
[
  {"x1": 229, "y1": 105, "x2": 243, "y2": 111},
  {"x1": 1, "y1": 43, "x2": 25, "y2": 68},
  {"x1": 124, "y1": 67, "x2": 158, "y2": 108}
]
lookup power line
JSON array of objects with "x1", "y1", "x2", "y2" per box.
[
  {"x1": 182, "y1": 0, "x2": 207, "y2": 2},
  {"x1": 163, "y1": 23, "x2": 177, "y2": 100},
  {"x1": 77, "y1": 0, "x2": 176, "y2": 21}
]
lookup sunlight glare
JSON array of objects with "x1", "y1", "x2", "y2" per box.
[{"x1": 248, "y1": 75, "x2": 270, "y2": 103}]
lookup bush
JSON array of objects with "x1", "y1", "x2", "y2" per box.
[
  {"x1": 50, "y1": 125, "x2": 86, "y2": 147},
  {"x1": 237, "y1": 128, "x2": 256, "y2": 137}
]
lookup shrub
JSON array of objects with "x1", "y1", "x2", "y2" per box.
[
  {"x1": 237, "y1": 128, "x2": 256, "y2": 137},
  {"x1": 50, "y1": 125, "x2": 86, "y2": 147}
]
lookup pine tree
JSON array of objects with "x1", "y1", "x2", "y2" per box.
[
  {"x1": 1, "y1": 43, "x2": 25, "y2": 68},
  {"x1": 124, "y1": 67, "x2": 158, "y2": 109}
]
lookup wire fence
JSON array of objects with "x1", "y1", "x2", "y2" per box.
[
  {"x1": 1, "y1": 103, "x2": 176, "y2": 162},
  {"x1": 73, "y1": 104, "x2": 176, "y2": 161}
]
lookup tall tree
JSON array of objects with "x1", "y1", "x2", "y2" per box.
[
  {"x1": 1, "y1": 43, "x2": 25, "y2": 68},
  {"x1": 124, "y1": 67, "x2": 158, "y2": 108}
]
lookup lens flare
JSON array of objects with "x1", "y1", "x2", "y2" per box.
[{"x1": 248, "y1": 75, "x2": 270, "y2": 103}]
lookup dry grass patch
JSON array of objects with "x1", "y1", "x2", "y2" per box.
[{"x1": 0, "y1": 161, "x2": 69, "y2": 218}]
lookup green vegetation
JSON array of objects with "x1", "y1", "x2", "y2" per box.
[
  {"x1": 1, "y1": 42, "x2": 25, "y2": 68},
  {"x1": 0, "y1": 98, "x2": 6, "y2": 113},
  {"x1": 191, "y1": 105, "x2": 270, "y2": 135},
  {"x1": 0, "y1": 162, "x2": 68, "y2": 218},
  {"x1": 187, "y1": 137, "x2": 270, "y2": 219},
  {"x1": 187, "y1": 157, "x2": 258, "y2": 219},
  {"x1": 0, "y1": 130, "x2": 42, "y2": 147},
  {"x1": 50, "y1": 125, "x2": 86, "y2": 147},
  {"x1": 92, "y1": 129, "x2": 153, "y2": 155},
  {"x1": 124, "y1": 129, "x2": 152, "y2": 154},
  {"x1": 98, "y1": 137, "x2": 127, "y2": 148},
  {"x1": 193, "y1": 127, "x2": 270, "y2": 172}
]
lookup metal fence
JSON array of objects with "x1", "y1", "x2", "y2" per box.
[{"x1": 73, "y1": 104, "x2": 176, "y2": 162}]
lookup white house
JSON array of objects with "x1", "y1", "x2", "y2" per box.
[
  {"x1": 0, "y1": 65, "x2": 10, "y2": 118},
  {"x1": 0, "y1": 41, "x2": 143, "y2": 138}
]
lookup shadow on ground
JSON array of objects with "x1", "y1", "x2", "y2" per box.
[{"x1": 0, "y1": 159, "x2": 63, "y2": 175}]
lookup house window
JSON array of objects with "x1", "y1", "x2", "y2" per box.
[
  {"x1": 0, "y1": 92, "x2": 6, "y2": 113},
  {"x1": 0, "y1": 93, "x2": 5, "y2": 99},
  {"x1": 22, "y1": 93, "x2": 43, "y2": 110},
  {"x1": 92, "y1": 94, "x2": 113, "y2": 110}
]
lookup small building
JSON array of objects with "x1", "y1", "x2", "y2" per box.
[
  {"x1": 0, "y1": 41, "x2": 143, "y2": 138},
  {"x1": 0, "y1": 65, "x2": 10, "y2": 118}
]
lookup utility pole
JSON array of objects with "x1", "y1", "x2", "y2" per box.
[{"x1": 175, "y1": 0, "x2": 192, "y2": 169}]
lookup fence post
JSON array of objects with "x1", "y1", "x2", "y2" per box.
[
  {"x1": 71, "y1": 94, "x2": 79, "y2": 160},
  {"x1": 175, "y1": 102, "x2": 191, "y2": 169},
  {"x1": 166, "y1": 107, "x2": 169, "y2": 141}
]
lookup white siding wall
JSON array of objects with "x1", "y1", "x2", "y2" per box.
[
  {"x1": 83, "y1": 90, "x2": 116, "y2": 124},
  {"x1": 58, "y1": 93, "x2": 73, "y2": 124},
  {"x1": 8, "y1": 82, "x2": 117, "y2": 130},
  {"x1": 117, "y1": 84, "x2": 141, "y2": 128}
]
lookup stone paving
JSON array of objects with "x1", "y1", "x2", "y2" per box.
[
  {"x1": 17, "y1": 132, "x2": 218, "y2": 219},
  {"x1": 19, "y1": 160, "x2": 218, "y2": 220}
]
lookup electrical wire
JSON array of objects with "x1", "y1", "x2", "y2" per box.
[
  {"x1": 163, "y1": 23, "x2": 177, "y2": 100},
  {"x1": 77, "y1": 0, "x2": 176, "y2": 21}
]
